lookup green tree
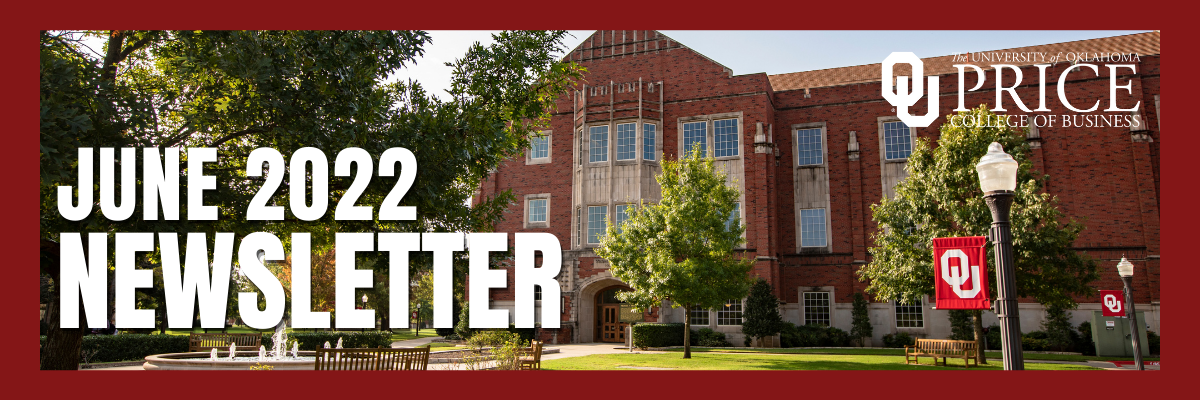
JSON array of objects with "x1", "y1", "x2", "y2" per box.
[
  {"x1": 742, "y1": 278, "x2": 784, "y2": 346},
  {"x1": 948, "y1": 309, "x2": 974, "y2": 340},
  {"x1": 595, "y1": 146, "x2": 754, "y2": 359},
  {"x1": 859, "y1": 105, "x2": 1099, "y2": 365},
  {"x1": 411, "y1": 270, "x2": 435, "y2": 335},
  {"x1": 39, "y1": 30, "x2": 583, "y2": 370},
  {"x1": 1041, "y1": 303, "x2": 1075, "y2": 352},
  {"x1": 850, "y1": 292, "x2": 873, "y2": 346}
]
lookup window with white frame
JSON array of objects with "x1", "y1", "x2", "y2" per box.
[
  {"x1": 689, "y1": 305, "x2": 709, "y2": 325},
  {"x1": 800, "y1": 208, "x2": 827, "y2": 247},
  {"x1": 725, "y1": 202, "x2": 741, "y2": 231},
  {"x1": 713, "y1": 118, "x2": 739, "y2": 157},
  {"x1": 683, "y1": 121, "x2": 707, "y2": 156},
  {"x1": 883, "y1": 121, "x2": 913, "y2": 160},
  {"x1": 895, "y1": 299, "x2": 924, "y2": 328},
  {"x1": 616, "y1": 123, "x2": 636, "y2": 160},
  {"x1": 795, "y1": 128, "x2": 823, "y2": 166},
  {"x1": 643, "y1": 123, "x2": 656, "y2": 161},
  {"x1": 528, "y1": 199, "x2": 547, "y2": 223},
  {"x1": 803, "y1": 292, "x2": 831, "y2": 326},
  {"x1": 717, "y1": 299, "x2": 743, "y2": 326},
  {"x1": 589, "y1": 126, "x2": 609, "y2": 163},
  {"x1": 530, "y1": 134, "x2": 549, "y2": 159},
  {"x1": 614, "y1": 204, "x2": 632, "y2": 233},
  {"x1": 587, "y1": 205, "x2": 607, "y2": 244}
]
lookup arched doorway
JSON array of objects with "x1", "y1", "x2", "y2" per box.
[{"x1": 595, "y1": 286, "x2": 635, "y2": 343}]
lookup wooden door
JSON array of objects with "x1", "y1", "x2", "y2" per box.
[{"x1": 601, "y1": 305, "x2": 623, "y2": 342}]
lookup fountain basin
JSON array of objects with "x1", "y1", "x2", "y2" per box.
[{"x1": 143, "y1": 351, "x2": 318, "y2": 370}]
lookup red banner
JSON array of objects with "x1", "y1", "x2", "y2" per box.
[
  {"x1": 932, "y1": 236, "x2": 991, "y2": 309},
  {"x1": 1101, "y1": 290, "x2": 1125, "y2": 317}
]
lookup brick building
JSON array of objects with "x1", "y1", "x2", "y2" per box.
[{"x1": 475, "y1": 31, "x2": 1161, "y2": 345}]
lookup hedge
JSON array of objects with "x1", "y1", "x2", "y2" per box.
[
  {"x1": 632, "y1": 323, "x2": 684, "y2": 348},
  {"x1": 39, "y1": 334, "x2": 190, "y2": 363}
]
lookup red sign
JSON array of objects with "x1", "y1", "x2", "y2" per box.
[
  {"x1": 932, "y1": 237, "x2": 991, "y2": 309},
  {"x1": 1101, "y1": 290, "x2": 1125, "y2": 317}
]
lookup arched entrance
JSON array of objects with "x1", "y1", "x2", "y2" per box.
[
  {"x1": 595, "y1": 286, "x2": 633, "y2": 343},
  {"x1": 577, "y1": 277, "x2": 638, "y2": 343}
]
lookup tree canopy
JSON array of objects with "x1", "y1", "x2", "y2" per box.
[
  {"x1": 595, "y1": 146, "x2": 754, "y2": 358},
  {"x1": 858, "y1": 106, "x2": 1098, "y2": 310}
]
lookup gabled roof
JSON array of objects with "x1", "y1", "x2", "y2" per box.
[
  {"x1": 565, "y1": 30, "x2": 734, "y2": 76},
  {"x1": 768, "y1": 31, "x2": 1160, "y2": 92}
]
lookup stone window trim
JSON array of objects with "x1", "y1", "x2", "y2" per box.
[
  {"x1": 676, "y1": 111, "x2": 744, "y2": 161},
  {"x1": 587, "y1": 119, "x2": 662, "y2": 166},
  {"x1": 522, "y1": 193, "x2": 551, "y2": 229},
  {"x1": 798, "y1": 208, "x2": 830, "y2": 249},
  {"x1": 526, "y1": 130, "x2": 552, "y2": 165},
  {"x1": 877, "y1": 116, "x2": 917, "y2": 163},
  {"x1": 585, "y1": 204, "x2": 609, "y2": 247},
  {"x1": 800, "y1": 286, "x2": 836, "y2": 327},
  {"x1": 891, "y1": 295, "x2": 929, "y2": 332},
  {"x1": 792, "y1": 122, "x2": 828, "y2": 169}
]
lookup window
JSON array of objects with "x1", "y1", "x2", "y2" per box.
[
  {"x1": 803, "y1": 292, "x2": 831, "y2": 326},
  {"x1": 717, "y1": 299, "x2": 743, "y2": 326},
  {"x1": 795, "y1": 128, "x2": 823, "y2": 166},
  {"x1": 587, "y1": 206, "x2": 607, "y2": 244},
  {"x1": 528, "y1": 199, "x2": 547, "y2": 223},
  {"x1": 589, "y1": 126, "x2": 609, "y2": 162},
  {"x1": 725, "y1": 202, "x2": 741, "y2": 231},
  {"x1": 616, "y1": 123, "x2": 636, "y2": 160},
  {"x1": 689, "y1": 305, "x2": 709, "y2": 325},
  {"x1": 896, "y1": 299, "x2": 924, "y2": 328},
  {"x1": 883, "y1": 121, "x2": 912, "y2": 160},
  {"x1": 614, "y1": 204, "x2": 632, "y2": 233},
  {"x1": 643, "y1": 124, "x2": 656, "y2": 161},
  {"x1": 683, "y1": 121, "x2": 707, "y2": 157},
  {"x1": 714, "y1": 118, "x2": 739, "y2": 157},
  {"x1": 800, "y1": 208, "x2": 827, "y2": 247},
  {"x1": 530, "y1": 134, "x2": 549, "y2": 159},
  {"x1": 534, "y1": 285, "x2": 542, "y2": 301}
]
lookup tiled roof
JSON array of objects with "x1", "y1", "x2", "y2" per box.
[{"x1": 768, "y1": 31, "x2": 1160, "y2": 92}]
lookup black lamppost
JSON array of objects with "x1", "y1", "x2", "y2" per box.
[
  {"x1": 976, "y1": 142, "x2": 1024, "y2": 370},
  {"x1": 1116, "y1": 257, "x2": 1144, "y2": 370}
]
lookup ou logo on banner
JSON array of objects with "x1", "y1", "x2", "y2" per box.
[
  {"x1": 940, "y1": 249, "x2": 982, "y2": 299},
  {"x1": 881, "y1": 52, "x2": 940, "y2": 128},
  {"x1": 1100, "y1": 290, "x2": 1125, "y2": 317}
]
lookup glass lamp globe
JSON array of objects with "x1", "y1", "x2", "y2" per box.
[
  {"x1": 362, "y1": 294, "x2": 368, "y2": 303},
  {"x1": 1116, "y1": 257, "x2": 1134, "y2": 278},
  {"x1": 976, "y1": 142, "x2": 1019, "y2": 193}
]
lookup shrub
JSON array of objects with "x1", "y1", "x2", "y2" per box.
[
  {"x1": 690, "y1": 328, "x2": 731, "y2": 347},
  {"x1": 948, "y1": 310, "x2": 974, "y2": 341},
  {"x1": 985, "y1": 324, "x2": 1001, "y2": 350},
  {"x1": 454, "y1": 302, "x2": 476, "y2": 340},
  {"x1": 850, "y1": 293, "x2": 872, "y2": 345},
  {"x1": 882, "y1": 332, "x2": 915, "y2": 348},
  {"x1": 631, "y1": 323, "x2": 684, "y2": 348},
  {"x1": 1041, "y1": 304, "x2": 1075, "y2": 352},
  {"x1": 1021, "y1": 336, "x2": 1049, "y2": 352},
  {"x1": 742, "y1": 279, "x2": 784, "y2": 343},
  {"x1": 1147, "y1": 330, "x2": 1160, "y2": 355},
  {"x1": 38, "y1": 334, "x2": 190, "y2": 363},
  {"x1": 265, "y1": 331, "x2": 392, "y2": 350},
  {"x1": 464, "y1": 330, "x2": 527, "y2": 370},
  {"x1": 506, "y1": 324, "x2": 537, "y2": 344},
  {"x1": 1077, "y1": 322, "x2": 1096, "y2": 355},
  {"x1": 782, "y1": 324, "x2": 852, "y2": 347}
]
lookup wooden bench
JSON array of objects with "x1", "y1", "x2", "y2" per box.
[
  {"x1": 517, "y1": 340, "x2": 544, "y2": 370},
  {"x1": 188, "y1": 333, "x2": 262, "y2": 352},
  {"x1": 905, "y1": 338, "x2": 978, "y2": 368},
  {"x1": 314, "y1": 347, "x2": 430, "y2": 370}
]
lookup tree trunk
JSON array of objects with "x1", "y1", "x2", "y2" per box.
[
  {"x1": 40, "y1": 237, "x2": 83, "y2": 370},
  {"x1": 683, "y1": 306, "x2": 691, "y2": 359},
  {"x1": 973, "y1": 309, "x2": 987, "y2": 365}
]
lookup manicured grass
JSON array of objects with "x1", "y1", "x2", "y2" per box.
[
  {"x1": 160, "y1": 327, "x2": 443, "y2": 343},
  {"x1": 417, "y1": 342, "x2": 460, "y2": 349},
  {"x1": 541, "y1": 353, "x2": 1101, "y2": 370},
  {"x1": 388, "y1": 329, "x2": 442, "y2": 342},
  {"x1": 661, "y1": 347, "x2": 1160, "y2": 363}
]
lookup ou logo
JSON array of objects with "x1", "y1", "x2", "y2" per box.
[
  {"x1": 941, "y1": 249, "x2": 982, "y2": 299},
  {"x1": 1104, "y1": 294, "x2": 1123, "y2": 314},
  {"x1": 881, "y1": 52, "x2": 939, "y2": 128}
]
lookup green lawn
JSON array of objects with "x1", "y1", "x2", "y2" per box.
[
  {"x1": 159, "y1": 327, "x2": 443, "y2": 343},
  {"x1": 388, "y1": 329, "x2": 442, "y2": 342},
  {"x1": 542, "y1": 353, "x2": 1101, "y2": 370},
  {"x1": 661, "y1": 347, "x2": 1159, "y2": 363}
]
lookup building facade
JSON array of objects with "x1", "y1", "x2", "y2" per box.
[{"x1": 475, "y1": 31, "x2": 1161, "y2": 345}]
